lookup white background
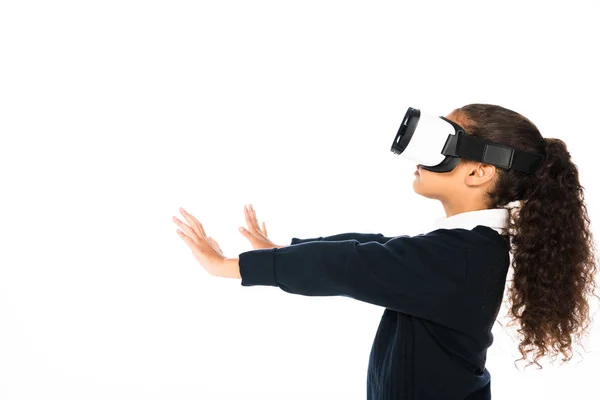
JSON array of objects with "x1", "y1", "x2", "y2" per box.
[{"x1": 1, "y1": 1, "x2": 599, "y2": 399}]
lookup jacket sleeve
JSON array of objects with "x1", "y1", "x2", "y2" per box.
[
  {"x1": 290, "y1": 232, "x2": 395, "y2": 245},
  {"x1": 239, "y1": 230, "x2": 468, "y2": 321}
]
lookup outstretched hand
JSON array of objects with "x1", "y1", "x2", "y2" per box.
[{"x1": 173, "y1": 207, "x2": 226, "y2": 276}]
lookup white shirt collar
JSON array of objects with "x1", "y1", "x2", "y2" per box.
[{"x1": 433, "y1": 208, "x2": 509, "y2": 234}]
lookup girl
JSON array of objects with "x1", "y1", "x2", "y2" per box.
[{"x1": 173, "y1": 103, "x2": 598, "y2": 399}]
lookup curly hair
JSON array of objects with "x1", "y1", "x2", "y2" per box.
[{"x1": 451, "y1": 104, "x2": 599, "y2": 369}]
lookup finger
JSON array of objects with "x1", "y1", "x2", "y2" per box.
[
  {"x1": 190, "y1": 215, "x2": 207, "y2": 238},
  {"x1": 252, "y1": 207, "x2": 267, "y2": 236},
  {"x1": 186, "y1": 210, "x2": 207, "y2": 238},
  {"x1": 249, "y1": 204, "x2": 262, "y2": 233},
  {"x1": 177, "y1": 229, "x2": 197, "y2": 249},
  {"x1": 244, "y1": 205, "x2": 259, "y2": 233},
  {"x1": 180, "y1": 207, "x2": 206, "y2": 238},
  {"x1": 262, "y1": 221, "x2": 267, "y2": 236},
  {"x1": 207, "y1": 236, "x2": 216, "y2": 247},
  {"x1": 173, "y1": 216, "x2": 201, "y2": 243}
]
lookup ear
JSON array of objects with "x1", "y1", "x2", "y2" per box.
[{"x1": 465, "y1": 163, "x2": 496, "y2": 185}]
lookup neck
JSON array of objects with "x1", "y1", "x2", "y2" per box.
[{"x1": 441, "y1": 200, "x2": 489, "y2": 218}]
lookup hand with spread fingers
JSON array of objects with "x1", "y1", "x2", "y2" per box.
[
  {"x1": 239, "y1": 204, "x2": 282, "y2": 249},
  {"x1": 172, "y1": 207, "x2": 227, "y2": 276}
]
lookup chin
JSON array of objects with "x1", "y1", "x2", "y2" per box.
[
  {"x1": 412, "y1": 181, "x2": 435, "y2": 199},
  {"x1": 412, "y1": 179, "x2": 422, "y2": 193}
]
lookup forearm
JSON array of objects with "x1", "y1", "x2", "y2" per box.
[{"x1": 217, "y1": 236, "x2": 389, "y2": 280}]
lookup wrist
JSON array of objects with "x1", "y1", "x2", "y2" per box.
[{"x1": 219, "y1": 257, "x2": 241, "y2": 279}]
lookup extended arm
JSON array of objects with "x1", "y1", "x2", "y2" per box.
[
  {"x1": 236, "y1": 231, "x2": 469, "y2": 324},
  {"x1": 290, "y1": 232, "x2": 397, "y2": 245}
]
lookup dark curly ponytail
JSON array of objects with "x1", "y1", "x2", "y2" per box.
[{"x1": 450, "y1": 104, "x2": 599, "y2": 369}]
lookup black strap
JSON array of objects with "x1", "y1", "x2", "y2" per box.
[{"x1": 453, "y1": 133, "x2": 544, "y2": 174}]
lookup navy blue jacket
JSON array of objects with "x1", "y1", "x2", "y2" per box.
[{"x1": 238, "y1": 225, "x2": 510, "y2": 399}]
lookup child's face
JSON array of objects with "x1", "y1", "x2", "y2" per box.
[
  {"x1": 412, "y1": 113, "x2": 498, "y2": 207},
  {"x1": 412, "y1": 113, "x2": 457, "y2": 200},
  {"x1": 412, "y1": 158, "x2": 470, "y2": 202}
]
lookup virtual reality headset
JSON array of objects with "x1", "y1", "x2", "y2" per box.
[{"x1": 390, "y1": 107, "x2": 545, "y2": 173}]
